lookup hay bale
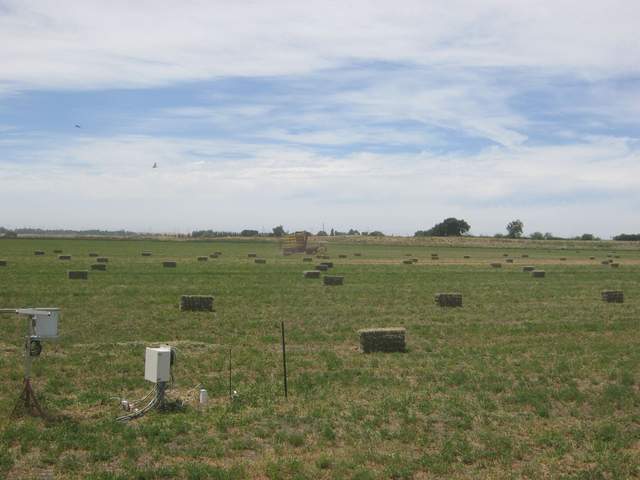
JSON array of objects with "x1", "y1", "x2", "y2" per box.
[
  {"x1": 607, "y1": 254, "x2": 613, "y2": 258},
  {"x1": 315, "y1": 264, "x2": 329, "y2": 272},
  {"x1": 601, "y1": 260, "x2": 610, "y2": 265},
  {"x1": 338, "y1": 254, "x2": 347, "y2": 259},
  {"x1": 141, "y1": 251, "x2": 153, "y2": 257},
  {"x1": 214, "y1": 251, "x2": 222, "y2": 256},
  {"x1": 302, "y1": 257, "x2": 313, "y2": 262},
  {"x1": 0, "y1": 260, "x2": 7, "y2": 267},
  {"x1": 324, "y1": 275, "x2": 344, "y2": 286},
  {"x1": 531, "y1": 270, "x2": 546, "y2": 278},
  {"x1": 522, "y1": 266, "x2": 536, "y2": 272},
  {"x1": 254, "y1": 258, "x2": 267, "y2": 264},
  {"x1": 614, "y1": 255, "x2": 620, "y2": 259},
  {"x1": 359, "y1": 328, "x2": 406, "y2": 353},
  {"x1": 58, "y1": 255, "x2": 71, "y2": 260},
  {"x1": 303, "y1": 270, "x2": 321, "y2": 279},
  {"x1": 601, "y1": 290, "x2": 623, "y2": 303},
  {"x1": 68, "y1": 270, "x2": 88, "y2": 280},
  {"x1": 248, "y1": 253, "x2": 257, "y2": 258},
  {"x1": 435, "y1": 293, "x2": 462, "y2": 307},
  {"x1": 490, "y1": 262, "x2": 502, "y2": 268},
  {"x1": 503, "y1": 253, "x2": 509, "y2": 257},
  {"x1": 96, "y1": 257, "x2": 109, "y2": 263},
  {"x1": 320, "y1": 262, "x2": 333, "y2": 268},
  {"x1": 521, "y1": 254, "x2": 529, "y2": 258},
  {"x1": 197, "y1": 256, "x2": 208, "y2": 262},
  {"x1": 209, "y1": 253, "x2": 219, "y2": 258},
  {"x1": 53, "y1": 249, "x2": 63, "y2": 254},
  {"x1": 88, "y1": 252, "x2": 99, "y2": 257},
  {"x1": 319, "y1": 255, "x2": 331, "y2": 260},
  {"x1": 91, "y1": 263, "x2": 107, "y2": 271},
  {"x1": 589, "y1": 256, "x2": 595, "y2": 260},
  {"x1": 505, "y1": 258, "x2": 514, "y2": 263},
  {"x1": 34, "y1": 250, "x2": 45, "y2": 256},
  {"x1": 560, "y1": 257, "x2": 567, "y2": 261},
  {"x1": 610, "y1": 262, "x2": 620, "y2": 268},
  {"x1": 354, "y1": 253, "x2": 362, "y2": 257},
  {"x1": 411, "y1": 258, "x2": 419, "y2": 263},
  {"x1": 163, "y1": 261, "x2": 177, "y2": 268},
  {"x1": 402, "y1": 259, "x2": 413, "y2": 264},
  {"x1": 180, "y1": 295, "x2": 214, "y2": 312},
  {"x1": 463, "y1": 255, "x2": 470, "y2": 259}
]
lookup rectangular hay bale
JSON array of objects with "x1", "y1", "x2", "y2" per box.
[
  {"x1": 359, "y1": 328, "x2": 406, "y2": 353},
  {"x1": 435, "y1": 293, "x2": 462, "y2": 307},
  {"x1": 255, "y1": 258, "x2": 267, "y2": 264},
  {"x1": 96, "y1": 257, "x2": 109, "y2": 263},
  {"x1": 531, "y1": 270, "x2": 546, "y2": 278},
  {"x1": 601, "y1": 290, "x2": 623, "y2": 303},
  {"x1": 58, "y1": 255, "x2": 71, "y2": 260},
  {"x1": 180, "y1": 295, "x2": 214, "y2": 312},
  {"x1": 197, "y1": 256, "x2": 208, "y2": 262},
  {"x1": 34, "y1": 251, "x2": 45, "y2": 256},
  {"x1": 522, "y1": 266, "x2": 535, "y2": 272},
  {"x1": 141, "y1": 251, "x2": 153, "y2": 257},
  {"x1": 163, "y1": 261, "x2": 177, "y2": 268},
  {"x1": 0, "y1": 260, "x2": 7, "y2": 267},
  {"x1": 91, "y1": 263, "x2": 107, "y2": 271},
  {"x1": 315, "y1": 264, "x2": 329, "y2": 271},
  {"x1": 68, "y1": 270, "x2": 88, "y2": 280},
  {"x1": 89, "y1": 253, "x2": 99, "y2": 257},
  {"x1": 324, "y1": 275, "x2": 344, "y2": 286},
  {"x1": 303, "y1": 270, "x2": 321, "y2": 279}
]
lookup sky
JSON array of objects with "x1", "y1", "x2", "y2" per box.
[{"x1": 0, "y1": 1, "x2": 639, "y2": 237}]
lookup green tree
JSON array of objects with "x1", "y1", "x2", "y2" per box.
[
  {"x1": 272, "y1": 225, "x2": 286, "y2": 237},
  {"x1": 415, "y1": 218, "x2": 470, "y2": 237},
  {"x1": 506, "y1": 219, "x2": 524, "y2": 238}
]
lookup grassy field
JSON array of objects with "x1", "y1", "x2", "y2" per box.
[{"x1": 0, "y1": 237, "x2": 639, "y2": 479}]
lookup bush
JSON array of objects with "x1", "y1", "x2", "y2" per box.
[
  {"x1": 613, "y1": 233, "x2": 640, "y2": 241},
  {"x1": 240, "y1": 229, "x2": 259, "y2": 237}
]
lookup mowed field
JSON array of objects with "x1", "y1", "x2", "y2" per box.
[{"x1": 0, "y1": 237, "x2": 639, "y2": 479}]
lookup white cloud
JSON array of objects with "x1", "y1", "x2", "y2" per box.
[{"x1": 0, "y1": 0, "x2": 639, "y2": 93}]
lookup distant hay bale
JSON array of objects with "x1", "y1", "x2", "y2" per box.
[
  {"x1": 411, "y1": 258, "x2": 419, "y2": 263},
  {"x1": 324, "y1": 275, "x2": 344, "y2": 286},
  {"x1": 359, "y1": 328, "x2": 406, "y2": 353},
  {"x1": 607, "y1": 254, "x2": 613, "y2": 258},
  {"x1": 435, "y1": 293, "x2": 462, "y2": 307},
  {"x1": 96, "y1": 257, "x2": 109, "y2": 263},
  {"x1": 601, "y1": 290, "x2": 623, "y2": 303},
  {"x1": 53, "y1": 249, "x2": 63, "y2": 254},
  {"x1": 67, "y1": 270, "x2": 88, "y2": 280},
  {"x1": 141, "y1": 251, "x2": 153, "y2": 257},
  {"x1": 490, "y1": 262, "x2": 502, "y2": 268},
  {"x1": 521, "y1": 254, "x2": 529, "y2": 258},
  {"x1": 248, "y1": 253, "x2": 257, "y2": 258},
  {"x1": 163, "y1": 261, "x2": 177, "y2": 268},
  {"x1": 405, "y1": 253, "x2": 413, "y2": 257},
  {"x1": 209, "y1": 253, "x2": 219, "y2": 258},
  {"x1": 338, "y1": 254, "x2": 347, "y2": 258},
  {"x1": 34, "y1": 250, "x2": 45, "y2": 256},
  {"x1": 354, "y1": 253, "x2": 362, "y2": 257},
  {"x1": 180, "y1": 295, "x2": 214, "y2": 312},
  {"x1": 302, "y1": 257, "x2": 313, "y2": 262},
  {"x1": 315, "y1": 264, "x2": 329, "y2": 272},
  {"x1": 254, "y1": 258, "x2": 267, "y2": 264},
  {"x1": 614, "y1": 255, "x2": 620, "y2": 259},
  {"x1": 601, "y1": 260, "x2": 610, "y2": 265},
  {"x1": 402, "y1": 259, "x2": 413, "y2": 264},
  {"x1": 0, "y1": 260, "x2": 7, "y2": 267},
  {"x1": 505, "y1": 258, "x2": 514, "y2": 263},
  {"x1": 463, "y1": 255, "x2": 470, "y2": 259},
  {"x1": 522, "y1": 266, "x2": 536, "y2": 272},
  {"x1": 88, "y1": 252, "x2": 99, "y2": 257},
  {"x1": 589, "y1": 256, "x2": 595, "y2": 260},
  {"x1": 610, "y1": 262, "x2": 620, "y2": 268},
  {"x1": 214, "y1": 251, "x2": 222, "y2": 256},
  {"x1": 303, "y1": 270, "x2": 321, "y2": 279},
  {"x1": 503, "y1": 253, "x2": 509, "y2": 257},
  {"x1": 197, "y1": 256, "x2": 208, "y2": 262},
  {"x1": 91, "y1": 263, "x2": 107, "y2": 271},
  {"x1": 319, "y1": 255, "x2": 330, "y2": 260},
  {"x1": 58, "y1": 255, "x2": 71, "y2": 260},
  {"x1": 531, "y1": 270, "x2": 546, "y2": 278},
  {"x1": 560, "y1": 257, "x2": 567, "y2": 261},
  {"x1": 320, "y1": 262, "x2": 333, "y2": 268}
]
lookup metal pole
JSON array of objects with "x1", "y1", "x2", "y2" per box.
[
  {"x1": 281, "y1": 321, "x2": 288, "y2": 399},
  {"x1": 228, "y1": 347, "x2": 232, "y2": 400}
]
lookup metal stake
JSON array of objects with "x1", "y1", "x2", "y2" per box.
[{"x1": 281, "y1": 321, "x2": 288, "y2": 399}]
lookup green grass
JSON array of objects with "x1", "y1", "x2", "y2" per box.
[{"x1": 0, "y1": 237, "x2": 639, "y2": 479}]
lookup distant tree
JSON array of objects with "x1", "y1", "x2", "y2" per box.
[
  {"x1": 330, "y1": 228, "x2": 335, "y2": 236},
  {"x1": 240, "y1": 229, "x2": 259, "y2": 237},
  {"x1": 316, "y1": 230, "x2": 328, "y2": 236},
  {"x1": 415, "y1": 218, "x2": 470, "y2": 237},
  {"x1": 544, "y1": 232, "x2": 555, "y2": 240},
  {"x1": 347, "y1": 228, "x2": 360, "y2": 235},
  {"x1": 369, "y1": 230, "x2": 385, "y2": 237},
  {"x1": 506, "y1": 219, "x2": 524, "y2": 238},
  {"x1": 272, "y1": 225, "x2": 286, "y2": 237},
  {"x1": 493, "y1": 233, "x2": 505, "y2": 238},
  {"x1": 613, "y1": 233, "x2": 640, "y2": 241},
  {"x1": 361, "y1": 231, "x2": 369, "y2": 236},
  {"x1": 580, "y1": 233, "x2": 597, "y2": 241},
  {"x1": 530, "y1": 232, "x2": 544, "y2": 240}
]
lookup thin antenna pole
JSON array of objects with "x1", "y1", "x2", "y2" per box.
[
  {"x1": 228, "y1": 347, "x2": 232, "y2": 400},
  {"x1": 281, "y1": 321, "x2": 288, "y2": 399}
]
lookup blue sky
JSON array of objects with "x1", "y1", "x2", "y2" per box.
[{"x1": 1, "y1": 0, "x2": 639, "y2": 236}]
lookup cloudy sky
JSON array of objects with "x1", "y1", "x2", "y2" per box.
[{"x1": 1, "y1": 1, "x2": 639, "y2": 236}]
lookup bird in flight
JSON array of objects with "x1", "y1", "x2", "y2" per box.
[
  {"x1": 75, "y1": 124, "x2": 81, "y2": 128},
  {"x1": 152, "y1": 162, "x2": 158, "y2": 168}
]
